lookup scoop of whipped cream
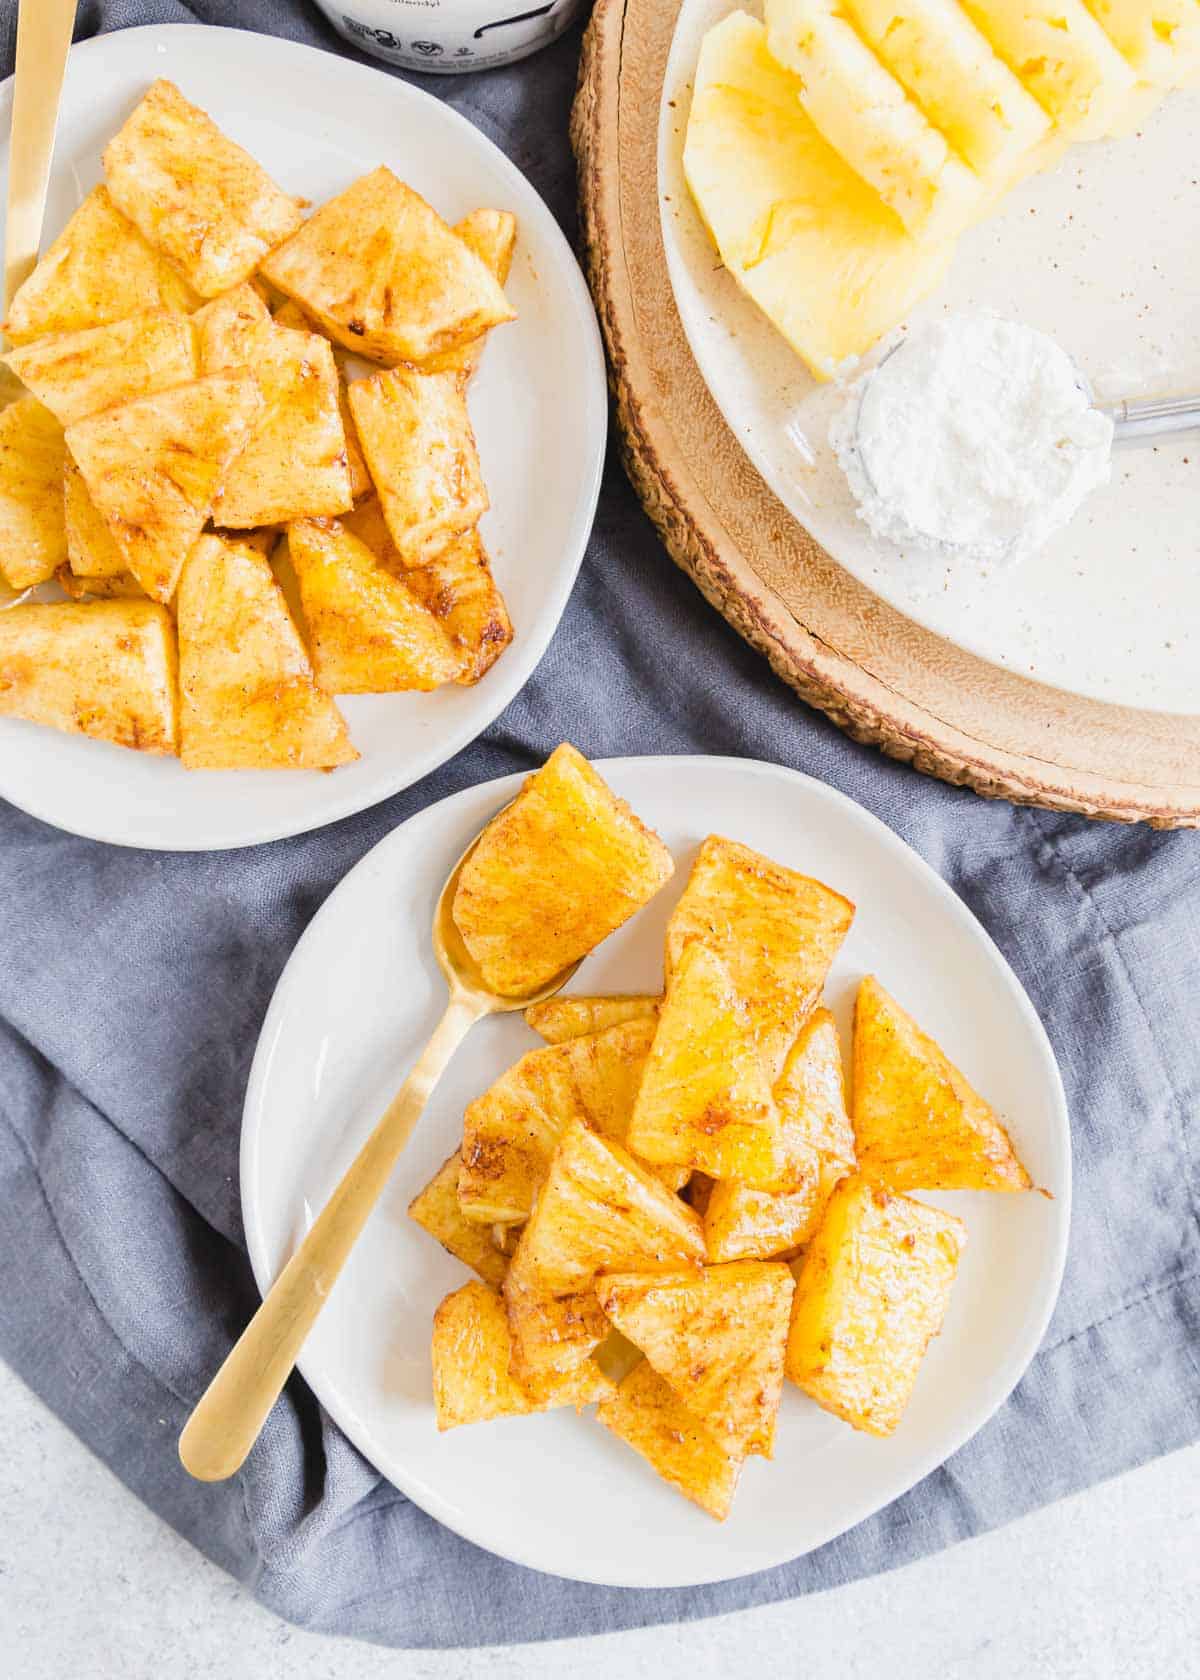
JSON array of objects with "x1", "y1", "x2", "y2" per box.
[{"x1": 830, "y1": 313, "x2": 1114, "y2": 568}]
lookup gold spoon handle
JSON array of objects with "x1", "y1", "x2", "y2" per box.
[
  {"x1": 5, "y1": 0, "x2": 77, "y2": 311},
  {"x1": 178, "y1": 991, "x2": 483, "y2": 1482}
]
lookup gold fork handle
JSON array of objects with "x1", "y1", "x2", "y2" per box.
[
  {"x1": 178, "y1": 990, "x2": 483, "y2": 1483},
  {"x1": 5, "y1": 0, "x2": 77, "y2": 311}
]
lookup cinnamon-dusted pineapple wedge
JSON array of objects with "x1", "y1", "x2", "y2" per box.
[
  {"x1": 421, "y1": 209, "x2": 519, "y2": 379},
  {"x1": 64, "y1": 455, "x2": 132, "y2": 579},
  {"x1": 525, "y1": 994, "x2": 661, "y2": 1044},
  {"x1": 0, "y1": 398, "x2": 67, "y2": 588},
  {"x1": 666, "y1": 834, "x2": 854, "y2": 1078},
  {"x1": 348, "y1": 367, "x2": 487, "y2": 567},
  {"x1": 56, "y1": 566, "x2": 145, "y2": 601},
  {"x1": 403, "y1": 530, "x2": 513, "y2": 686},
  {"x1": 3, "y1": 185, "x2": 200, "y2": 346},
  {"x1": 287, "y1": 518, "x2": 463, "y2": 693},
  {"x1": 0, "y1": 600, "x2": 177, "y2": 753},
  {"x1": 853, "y1": 976, "x2": 1031, "y2": 1192},
  {"x1": 596, "y1": 1261, "x2": 794, "y2": 1459},
  {"x1": 596, "y1": 1361, "x2": 742, "y2": 1521},
  {"x1": 194, "y1": 283, "x2": 273, "y2": 372},
  {"x1": 273, "y1": 298, "x2": 372, "y2": 500},
  {"x1": 515, "y1": 1121, "x2": 705, "y2": 1296},
  {"x1": 503, "y1": 1236, "x2": 609, "y2": 1387},
  {"x1": 408, "y1": 1153, "x2": 510, "y2": 1288},
  {"x1": 260, "y1": 166, "x2": 514, "y2": 365},
  {"x1": 704, "y1": 1007, "x2": 857, "y2": 1263},
  {"x1": 176, "y1": 534, "x2": 357, "y2": 770},
  {"x1": 432, "y1": 1280, "x2": 613, "y2": 1430},
  {"x1": 628, "y1": 943, "x2": 786, "y2": 1189},
  {"x1": 785, "y1": 1178, "x2": 966, "y2": 1436},
  {"x1": 4, "y1": 311, "x2": 198, "y2": 428},
  {"x1": 102, "y1": 79, "x2": 303, "y2": 297},
  {"x1": 65, "y1": 371, "x2": 263, "y2": 601}
]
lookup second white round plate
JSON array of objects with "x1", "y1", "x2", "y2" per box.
[{"x1": 242, "y1": 756, "x2": 1070, "y2": 1588}]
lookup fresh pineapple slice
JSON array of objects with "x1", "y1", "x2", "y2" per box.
[
  {"x1": 627, "y1": 944, "x2": 786, "y2": 1189},
  {"x1": 274, "y1": 298, "x2": 374, "y2": 501},
  {"x1": 764, "y1": 0, "x2": 983, "y2": 235},
  {"x1": 516, "y1": 1121, "x2": 706, "y2": 1296},
  {"x1": 0, "y1": 600, "x2": 177, "y2": 752},
  {"x1": 102, "y1": 80, "x2": 303, "y2": 297},
  {"x1": 431, "y1": 1280, "x2": 613, "y2": 1430},
  {"x1": 4, "y1": 311, "x2": 198, "y2": 428},
  {"x1": 453, "y1": 743, "x2": 675, "y2": 998},
  {"x1": 0, "y1": 398, "x2": 67, "y2": 588},
  {"x1": 596, "y1": 1261, "x2": 794, "y2": 1458},
  {"x1": 525, "y1": 994, "x2": 661, "y2": 1044},
  {"x1": 287, "y1": 517, "x2": 464, "y2": 693},
  {"x1": 194, "y1": 284, "x2": 273, "y2": 373},
  {"x1": 421, "y1": 209, "x2": 519, "y2": 378},
  {"x1": 853, "y1": 975, "x2": 1031, "y2": 1191},
  {"x1": 260, "y1": 167, "x2": 514, "y2": 365},
  {"x1": 785, "y1": 1178, "x2": 966, "y2": 1435},
  {"x1": 65, "y1": 372, "x2": 263, "y2": 602},
  {"x1": 347, "y1": 367, "x2": 487, "y2": 567},
  {"x1": 836, "y1": 0, "x2": 1051, "y2": 182},
  {"x1": 596, "y1": 1360, "x2": 742, "y2": 1520},
  {"x1": 958, "y1": 0, "x2": 1138, "y2": 139},
  {"x1": 55, "y1": 565, "x2": 145, "y2": 601},
  {"x1": 503, "y1": 1236, "x2": 608, "y2": 1386},
  {"x1": 3, "y1": 185, "x2": 200, "y2": 346},
  {"x1": 403, "y1": 530, "x2": 514, "y2": 687},
  {"x1": 408, "y1": 1153, "x2": 509, "y2": 1288},
  {"x1": 665, "y1": 832, "x2": 854, "y2": 1078},
  {"x1": 1083, "y1": 0, "x2": 1200, "y2": 85},
  {"x1": 176, "y1": 533, "x2": 357, "y2": 770}
]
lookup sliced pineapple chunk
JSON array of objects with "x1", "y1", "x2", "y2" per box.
[
  {"x1": 274, "y1": 299, "x2": 373, "y2": 500},
  {"x1": 194, "y1": 283, "x2": 273, "y2": 374},
  {"x1": 0, "y1": 398, "x2": 67, "y2": 588},
  {"x1": 503, "y1": 1237, "x2": 608, "y2": 1387},
  {"x1": 596, "y1": 1361, "x2": 742, "y2": 1520},
  {"x1": 102, "y1": 79, "x2": 303, "y2": 296},
  {"x1": 260, "y1": 167, "x2": 514, "y2": 365},
  {"x1": 421, "y1": 209, "x2": 519, "y2": 379},
  {"x1": 5, "y1": 311, "x2": 198, "y2": 428},
  {"x1": 453, "y1": 743, "x2": 675, "y2": 998},
  {"x1": 958, "y1": 0, "x2": 1138, "y2": 139},
  {"x1": 408, "y1": 1153, "x2": 509, "y2": 1288},
  {"x1": 403, "y1": 530, "x2": 514, "y2": 686},
  {"x1": 3, "y1": 185, "x2": 200, "y2": 346},
  {"x1": 1083, "y1": 0, "x2": 1200, "y2": 86},
  {"x1": 853, "y1": 975, "x2": 1032, "y2": 1191},
  {"x1": 176, "y1": 533, "x2": 357, "y2": 770},
  {"x1": 525, "y1": 994, "x2": 661, "y2": 1044},
  {"x1": 785, "y1": 1178, "x2": 966, "y2": 1435},
  {"x1": 63, "y1": 454, "x2": 137, "y2": 581},
  {"x1": 56, "y1": 565, "x2": 145, "y2": 601},
  {"x1": 65, "y1": 372, "x2": 263, "y2": 602},
  {"x1": 287, "y1": 517, "x2": 463, "y2": 693}
]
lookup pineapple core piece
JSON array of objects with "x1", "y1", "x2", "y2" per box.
[{"x1": 957, "y1": 0, "x2": 1138, "y2": 140}]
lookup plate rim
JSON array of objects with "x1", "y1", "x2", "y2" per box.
[
  {"x1": 0, "y1": 24, "x2": 607, "y2": 852},
  {"x1": 240, "y1": 753, "x2": 1072, "y2": 1587}
]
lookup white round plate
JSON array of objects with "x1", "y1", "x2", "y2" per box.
[
  {"x1": 242, "y1": 756, "x2": 1070, "y2": 1588},
  {"x1": 659, "y1": 0, "x2": 1198, "y2": 713},
  {"x1": 0, "y1": 26, "x2": 606, "y2": 850}
]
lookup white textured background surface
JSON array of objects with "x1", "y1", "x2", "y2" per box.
[{"x1": 2, "y1": 1361, "x2": 1197, "y2": 1678}]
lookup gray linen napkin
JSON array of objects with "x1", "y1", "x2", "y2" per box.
[{"x1": 1, "y1": 0, "x2": 1197, "y2": 1650}]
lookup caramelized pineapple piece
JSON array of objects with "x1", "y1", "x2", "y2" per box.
[
  {"x1": 176, "y1": 533, "x2": 357, "y2": 770},
  {"x1": 408, "y1": 1154, "x2": 509, "y2": 1288},
  {"x1": 3, "y1": 185, "x2": 199, "y2": 346},
  {"x1": 102, "y1": 79, "x2": 303, "y2": 296},
  {"x1": 5, "y1": 311, "x2": 198, "y2": 428},
  {"x1": 65, "y1": 372, "x2": 263, "y2": 601},
  {"x1": 260, "y1": 167, "x2": 514, "y2": 365},
  {"x1": 596, "y1": 1361, "x2": 741, "y2": 1520},
  {"x1": 525, "y1": 994, "x2": 660, "y2": 1044},
  {"x1": 628, "y1": 943, "x2": 785, "y2": 1188},
  {"x1": 515, "y1": 1121, "x2": 705, "y2": 1296},
  {"x1": 64, "y1": 454, "x2": 128, "y2": 578},
  {"x1": 431, "y1": 1280, "x2": 613, "y2": 1429},
  {"x1": 403, "y1": 529, "x2": 513, "y2": 686},
  {"x1": 0, "y1": 600, "x2": 177, "y2": 753},
  {"x1": 55, "y1": 565, "x2": 145, "y2": 601},
  {"x1": 271, "y1": 299, "x2": 372, "y2": 500},
  {"x1": 785, "y1": 1178, "x2": 965, "y2": 1435},
  {"x1": 453, "y1": 743, "x2": 675, "y2": 997},
  {"x1": 0, "y1": 398, "x2": 67, "y2": 588},
  {"x1": 853, "y1": 976, "x2": 1031, "y2": 1191},
  {"x1": 666, "y1": 834, "x2": 854, "y2": 1077},
  {"x1": 340, "y1": 493, "x2": 402, "y2": 569},
  {"x1": 503, "y1": 1237, "x2": 608, "y2": 1386},
  {"x1": 421, "y1": 209, "x2": 519, "y2": 378},
  {"x1": 194, "y1": 283, "x2": 273, "y2": 373}
]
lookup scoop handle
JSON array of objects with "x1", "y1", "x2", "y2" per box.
[
  {"x1": 5, "y1": 0, "x2": 77, "y2": 312},
  {"x1": 1102, "y1": 393, "x2": 1200, "y2": 442}
]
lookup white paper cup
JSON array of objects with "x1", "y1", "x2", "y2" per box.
[{"x1": 314, "y1": 0, "x2": 587, "y2": 72}]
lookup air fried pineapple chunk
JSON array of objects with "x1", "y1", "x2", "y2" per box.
[
  {"x1": 0, "y1": 398, "x2": 67, "y2": 588},
  {"x1": 348, "y1": 367, "x2": 487, "y2": 566},
  {"x1": 0, "y1": 601, "x2": 177, "y2": 753},
  {"x1": 102, "y1": 79, "x2": 303, "y2": 296},
  {"x1": 194, "y1": 283, "x2": 273, "y2": 372},
  {"x1": 432, "y1": 1280, "x2": 613, "y2": 1430},
  {"x1": 515, "y1": 1121, "x2": 706, "y2": 1296},
  {"x1": 666, "y1": 834, "x2": 854, "y2": 1077},
  {"x1": 596, "y1": 1361, "x2": 741, "y2": 1521},
  {"x1": 4, "y1": 311, "x2": 198, "y2": 427},
  {"x1": 596, "y1": 1262, "x2": 794, "y2": 1458},
  {"x1": 259, "y1": 166, "x2": 514, "y2": 365},
  {"x1": 403, "y1": 530, "x2": 513, "y2": 686},
  {"x1": 408, "y1": 1154, "x2": 509, "y2": 1288},
  {"x1": 453, "y1": 743, "x2": 675, "y2": 997},
  {"x1": 2, "y1": 185, "x2": 200, "y2": 345},
  {"x1": 272, "y1": 299, "x2": 373, "y2": 500},
  {"x1": 503, "y1": 1238, "x2": 608, "y2": 1386},
  {"x1": 63, "y1": 454, "x2": 137, "y2": 580},
  {"x1": 65, "y1": 371, "x2": 263, "y2": 602},
  {"x1": 628, "y1": 944, "x2": 786, "y2": 1189},
  {"x1": 176, "y1": 534, "x2": 357, "y2": 770},
  {"x1": 853, "y1": 976, "x2": 1031, "y2": 1192},
  {"x1": 422, "y1": 209, "x2": 519, "y2": 378},
  {"x1": 525, "y1": 994, "x2": 661, "y2": 1044},
  {"x1": 55, "y1": 565, "x2": 146, "y2": 602},
  {"x1": 785, "y1": 1178, "x2": 966, "y2": 1435}
]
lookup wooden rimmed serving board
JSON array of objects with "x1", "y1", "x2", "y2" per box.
[{"x1": 569, "y1": 0, "x2": 1200, "y2": 828}]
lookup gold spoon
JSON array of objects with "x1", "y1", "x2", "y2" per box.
[{"x1": 178, "y1": 808, "x2": 581, "y2": 1483}]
